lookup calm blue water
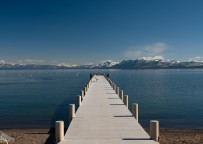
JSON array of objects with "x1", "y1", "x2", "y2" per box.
[{"x1": 0, "y1": 69, "x2": 203, "y2": 129}]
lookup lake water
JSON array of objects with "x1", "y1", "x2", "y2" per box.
[{"x1": 0, "y1": 69, "x2": 203, "y2": 129}]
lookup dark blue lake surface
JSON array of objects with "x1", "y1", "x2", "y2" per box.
[{"x1": 0, "y1": 69, "x2": 203, "y2": 129}]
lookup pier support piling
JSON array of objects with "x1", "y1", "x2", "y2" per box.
[
  {"x1": 113, "y1": 84, "x2": 116, "y2": 91},
  {"x1": 77, "y1": 95, "x2": 81, "y2": 107},
  {"x1": 87, "y1": 84, "x2": 89, "y2": 89},
  {"x1": 69, "y1": 104, "x2": 75, "y2": 123},
  {"x1": 132, "y1": 103, "x2": 138, "y2": 121},
  {"x1": 150, "y1": 120, "x2": 159, "y2": 142},
  {"x1": 80, "y1": 90, "x2": 84, "y2": 101},
  {"x1": 116, "y1": 87, "x2": 119, "y2": 95},
  {"x1": 55, "y1": 121, "x2": 64, "y2": 143},
  {"x1": 83, "y1": 87, "x2": 87, "y2": 95},
  {"x1": 123, "y1": 95, "x2": 128, "y2": 108},
  {"x1": 119, "y1": 90, "x2": 123, "y2": 100}
]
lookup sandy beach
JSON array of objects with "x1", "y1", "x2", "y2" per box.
[{"x1": 1, "y1": 128, "x2": 203, "y2": 144}]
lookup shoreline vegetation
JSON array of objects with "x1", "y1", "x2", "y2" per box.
[{"x1": 1, "y1": 128, "x2": 203, "y2": 144}]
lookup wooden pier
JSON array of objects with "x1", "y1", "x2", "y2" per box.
[{"x1": 56, "y1": 74, "x2": 159, "y2": 144}]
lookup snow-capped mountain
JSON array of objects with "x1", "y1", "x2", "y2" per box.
[
  {"x1": 112, "y1": 59, "x2": 203, "y2": 69},
  {"x1": 188, "y1": 56, "x2": 203, "y2": 63},
  {"x1": 1, "y1": 59, "x2": 203, "y2": 70},
  {"x1": 89, "y1": 60, "x2": 118, "y2": 68}
]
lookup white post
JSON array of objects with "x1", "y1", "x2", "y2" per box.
[
  {"x1": 69, "y1": 104, "x2": 75, "y2": 123},
  {"x1": 150, "y1": 120, "x2": 159, "y2": 141},
  {"x1": 55, "y1": 121, "x2": 64, "y2": 143},
  {"x1": 119, "y1": 90, "x2": 123, "y2": 100},
  {"x1": 80, "y1": 90, "x2": 84, "y2": 101},
  {"x1": 123, "y1": 95, "x2": 128, "y2": 108},
  {"x1": 114, "y1": 84, "x2": 116, "y2": 91},
  {"x1": 132, "y1": 103, "x2": 138, "y2": 121},
  {"x1": 77, "y1": 95, "x2": 81, "y2": 107},
  {"x1": 116, "y1": 87, "x2": 119, "y2": 95}
]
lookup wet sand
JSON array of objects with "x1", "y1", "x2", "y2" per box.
[{"x1": 1, "y1": 128, "x2": 203, "y2": 144}]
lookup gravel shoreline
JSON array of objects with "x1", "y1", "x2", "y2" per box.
[{"x1": 1, "y1": 128, "x2": 203, "y2": 144}]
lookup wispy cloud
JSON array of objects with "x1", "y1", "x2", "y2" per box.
[{"x1": 124, "y1": 42, "x2": 168, "y2": 59}]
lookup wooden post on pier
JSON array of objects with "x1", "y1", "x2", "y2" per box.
[
  {"x1": 77, "y1": 95, "x2": 81, "y2": 107},
  {"x1": 55, "y1": 121, "x2": 64, "y2": 143},
  {"x1": 110, "y1": 80, "x2": 112, "y2": 86},
  {"x1": 119, "y1": 90, "x2": 123, "y2": 100},
  {"x1": 80, "y1": 90, "x2": 84, "y2": 101},
  {"x1": 132, "y1": 103, "x2": 138, "y2": 121},
  {"x1": 113, "y1": 84, "x2": 116, "y2": 91},
  {"x1": 87, "y1": 84, "x2": 89, "y2": 89},
  {"x1": 69, "y1": 104, "x2": 75, "y2": 122},
  {"x1": 150, "y1": 120, "x2": 159, "y2": 141},
  {"x1": 116, "y1": 87, "x2": 119, "y2": 95},
  {"x1": 123, "y1": 95, "x2": 128, "y2": 108},
  {"x1": 83, "y1": 87, "x2": 86, "y2": 95}
]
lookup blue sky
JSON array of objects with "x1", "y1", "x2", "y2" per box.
[{"x1": 0, "y1": 0, "x2": 203, "y2": 65}]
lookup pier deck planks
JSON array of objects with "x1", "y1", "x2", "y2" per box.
[{"x1": 58, "y1": 75, "x2": 159, "y2": 144}]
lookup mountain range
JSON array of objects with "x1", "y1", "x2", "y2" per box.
[{"x1": 1, "y1": 58, "x2": 203, "y2": 70}]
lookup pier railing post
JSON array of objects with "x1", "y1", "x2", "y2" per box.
[
  {"x1": 113, "y1": 84, "x2": 116, "y2": 91},
  {"x1": 69, "y1": 104, "x2": 75, "y2": 123},
  {"x1": 55, "y1": 121, "x2": 64, "y2": 143},
  {"x1": 80, "y1": 90, "x2": 84, "y2": 101},
  {"x1": 87, "y1": 84, "x2": 89, "y2": 89},
  {"x1": 116, "y1": 87, "x2": 119, "y2": 95},
  {"x1": 77, "y1": 95, "x2": 81, "y2": 107},
  {"x1": 119, "y1": 90, "x2": 123, "y2": 100},
  {"x1": 83, "y1": 87, "x2": 86, "y2": 95},
  {"x1": 132, "y1": 103, "x2": 138, "y2": 121},
  {"x1": 123, "y1": 95, "x2": 128, "y2": 108},
  {"x1": 150, "y1": 120, "x2": 159, "y2": 142}
]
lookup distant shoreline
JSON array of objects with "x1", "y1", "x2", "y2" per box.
[
  {"x1": 1, "y1": 67, "x2": 203, "y2": 70},
  {"x1": 1, "y1": 59, "x2": 203, "y2": 70}
]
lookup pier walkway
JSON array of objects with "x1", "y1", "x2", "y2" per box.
[{"x1": 58, "y1": 75, "x2": 159, "y2": 144}]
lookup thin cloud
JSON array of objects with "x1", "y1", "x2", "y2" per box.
[{"x1": 124, "y1": 42, "x2": 168, "y2": 59}]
